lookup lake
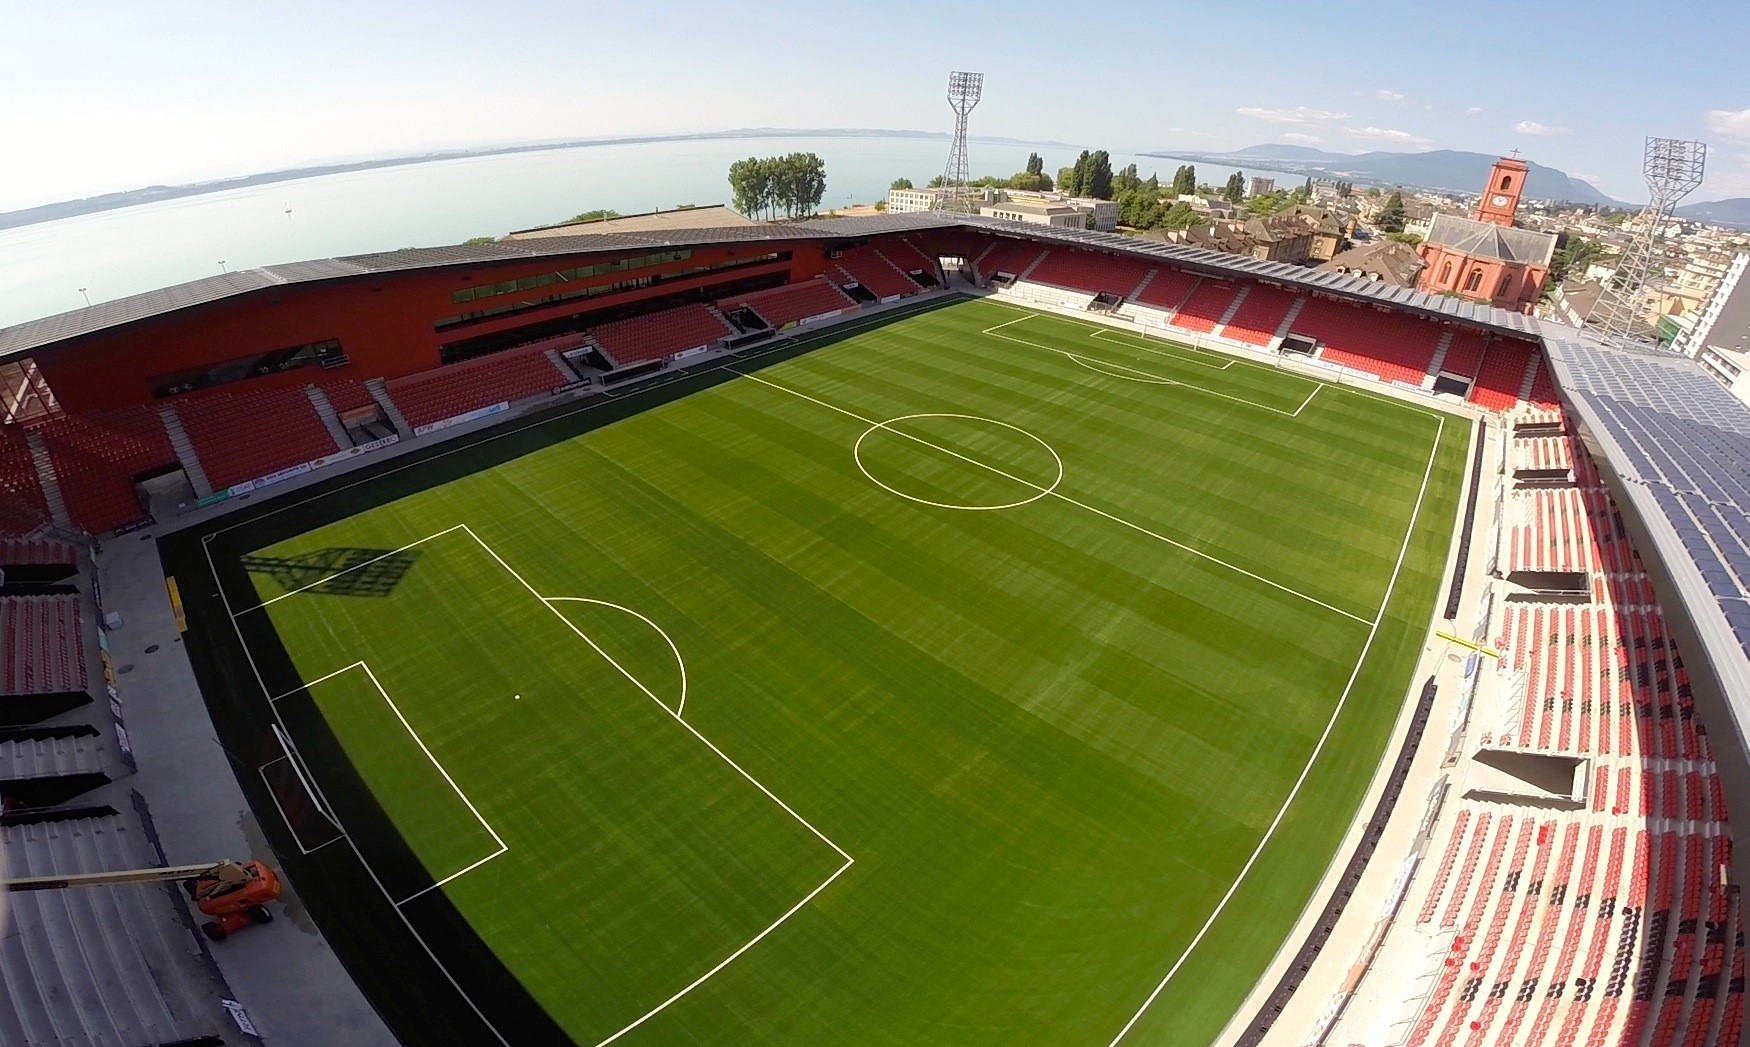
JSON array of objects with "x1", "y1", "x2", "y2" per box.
[{"x1": 0, "y1": 136, "x2": 1297, "y2": 330}]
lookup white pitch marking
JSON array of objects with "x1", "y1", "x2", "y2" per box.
[
  {"x1": 460, "y1": 524, "x2": 850, "y2": 860},
  {"x1": 237, "y1": 524, "x2": 468, "y2": 614},
  {"x1": 982, "y1": 301, "x2": 1443, "y2": 427},
  {"x1": 1105, "y1": 414, "x2": 1445, "y2": 1045},
  {"x1": 269, "y1": 658, "x2": 510, "y2": 902},
  {"x1": 1062, "y1": 353, "x2": 1177, "y2": 385},
  {"x1": 985, "y1": 325, "x2": 1320, "y2": 417},
  {"x1": 1088, "y1": 327, "x2": 1236, "y2": 369},
  {"x1": 591, "y1": 857, "x2": 854, "y2": 1047},
  {"x1": 542, "y1": 596, "x2": 689, "y2": 717},
  {"x1": 853, "y1": 412, "x2": 1064, "y2": 511},
  {"x1": 456, "y1": 526, "x2": 854, "y2": 1046},
  {"x1": 734, "y1": 370, "x2": 1370, "y2": 625}
]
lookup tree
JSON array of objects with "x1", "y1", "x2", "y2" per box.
[
  {"x1": 1172, "y1": 165, "x2": 1197, "y2": 196},
  {"x1": 1382, "y1": 231, "x2": 1423, "y2": 246},
  {"x1": 463, "y1": 236, "x2": 496, "y2": 246},
  {"x1": 1550, "y1": 234, "x2": 1609, "y2": 283},
  {"x1": 890, "y1": 177, "x2": 914, "y2": 191},
  {"x1": 1297, "y1": 176, "x2": 1314, "y2": 203},
  {"x1": 1057, "y1": 167, "x2": 1076, "y2": 194},
  {"x1": 1245, "y1": 189, "x2": 1292, "y2": 217},
  {"x1": 1375, "y1": 191, "x2": 1407, "y2": 233},
  {"x1": 1337, "y1": 181, "x2": 1354, "y2": 198},
  {"x1": 1159, "y1": 202, "x2": 1200, "y2": 229},
  {"x1": 1111, "y1": 162, "x2": 1141, "y2": 197},
  {"x1": 569, "y1": 209, "x2": 620, "y2": 224},
  {"x1": 1067, "y1": 150, "x2": 1091, "y2": 197},
  {"x1": 727, "y1": 153, "x2": 825, "y2": 220},
  {"x1": 1085, "y1": 150, "x2": 1114, "y2": 200},
  {"x1": 1025, "y1": 152, "x2": 1044, "y2": 177},
  {"x1": 728, "y1": 157, "x2": 769, "y2": 218},
  {"x1": 1223, "y1": 171, "x2": 1246, "y2": 204}
]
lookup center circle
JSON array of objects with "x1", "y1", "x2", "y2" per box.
[{"x1": 852, "y1": 413, "x2": 1064, "y2": 511}]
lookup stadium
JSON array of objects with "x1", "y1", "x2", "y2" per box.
[{"x1": 1, "y1": 206, "x2": 1748, "y2": 1047}]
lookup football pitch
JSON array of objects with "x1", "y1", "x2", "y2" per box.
[{"x1": 213, "y1": 297, "x2": 1470, "y2": 1045}]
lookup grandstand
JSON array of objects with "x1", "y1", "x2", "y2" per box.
[{"x1": 1, "y1": 211, "x2": 1747, "y2": 1046}]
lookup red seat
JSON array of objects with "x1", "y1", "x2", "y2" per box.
[
  {"x1": 384, "y1": 346, "x2": 570, "y2": 431},
  {"x1": 1468, "y1": 341, "x2": 1537, "y2": 411},
  {"x1": 1133, "y1": 267, "x2": 1199, "y2": 310},
  {"x1": 718, "y1": 278, "x2": 856, "y2": 329},
  {"x1": 831, "y1": 246, "x2": 920, "y2": 300},
  {"x1": 1169, "y1": 280, "x2": 1239, "y2": 333},
  {"x1": 976, "y1": 238, "x2": 1047, "y2": 280},
  {"x1": 589, "y1": 304, "x2": 733, "y2": 366},
  {"x1": 175, "y1": 386, "x2": 341, "y2": 491},
  {"x1": 1220, "y1": 285, "x2": 1298, "y2": 345},
  {"x1": 1290, "y1": 297, "x2": 1441, "y2": 385},
  {"x1": 1024, "y1": 249, "x2": 1153, "y2": 297}
]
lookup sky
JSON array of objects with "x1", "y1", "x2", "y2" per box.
[{"x1": 2, "y1": 0, "x2": 1747, "y2": 212}]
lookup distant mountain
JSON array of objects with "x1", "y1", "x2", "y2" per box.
[
  {"x1": 1142, "y1": 144, "x2": 1625, "y2": 206},
  {"x1": 1676, "y1": 198, "x2": 1750, "y2": 230}
]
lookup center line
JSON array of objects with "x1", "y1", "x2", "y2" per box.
[{"x1": 730, "y1": 368, "x2": 1369, "y2": 625}]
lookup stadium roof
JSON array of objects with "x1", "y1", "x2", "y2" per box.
[
  {"x1": 0, "y1": 212, "x2": 1549, "y2": 360},
  {"x1": 1543, "y1": 333, "x2": 1750, "y2": 756}
]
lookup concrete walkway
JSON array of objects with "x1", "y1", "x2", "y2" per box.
[{"x1": 94, "y1": 529, "x2": 396, "y2": 1046}]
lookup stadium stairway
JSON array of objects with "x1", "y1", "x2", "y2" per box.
[
  {"x1": 0, "y1": 813, "x2": 227, "y2": 1046},
  {"x1": 1209, "y1": 283, "x2": 1253, "y2": 339},
  {"x1": 546, "y1": 348, "x2": 578, "y2": 383},
  {"x1": 365, "y1": 377, "x2": 413, "y2": 437},
  {"x1": 155, "y1": 405, "x2": 213, "y2": 498},
  {"x1": 1426, "y1": 331, "x2": 1457, "y2": 387},
  {"x1": 1272, "y1": 295, "x2": 1307, "y2": 341},
  {"x1": 1520, "y1": 357, "x2": 1545, "y2": 405},
  {"x1": 0, "y1": 728, "x2": 109, "y2": 806},
  {"x1": 23, "y1": 429, "x2": 72, "y2": 529},
  {"x1": 305, "y1": 385, "x2": 353, "y2": 450}
]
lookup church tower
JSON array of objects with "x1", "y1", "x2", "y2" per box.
[{"x1": 1473, "y1": 155, "x2": 1528, "y2": 227}]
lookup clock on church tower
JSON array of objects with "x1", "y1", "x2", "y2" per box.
[{"x1": 1474, "y1": 155, "x2": 1529, "y2": 227}]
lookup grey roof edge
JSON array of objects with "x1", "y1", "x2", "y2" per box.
[{"x1": 1, "y1": 209, "x2": 1539, "y2": 358}]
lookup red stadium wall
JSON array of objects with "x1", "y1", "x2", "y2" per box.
[{"x1": 34, "y1": 240, "x2": 833, "y2": 413}]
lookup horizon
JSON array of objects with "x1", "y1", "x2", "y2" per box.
[
  {"x1": 0, "y1": 128, "x2": 1660, "y2": 215},
  {"x1": 2, "y1": 0, "x2": 1746, "y2": 212}
]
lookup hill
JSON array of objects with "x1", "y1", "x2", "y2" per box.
[
  {"x1": 1143, "y1": 144, "x2": 1623, "y2": 205},
  {"x1": 1676, "y1": 198, "x2": 1750, "y2": 229}
]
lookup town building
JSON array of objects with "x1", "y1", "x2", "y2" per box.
[
  {"x1": 978, "y1": 199, "x2": 1088, "y2": 229},
  {"x1": 1320, "y1": 240, "x2": 1426, "y2": 287},
  {"x1": 885, "y1": 187, "x2": 948, "y2": 213},
  {"x1": 1248, "y1": 176, "x2": 1275, "y2": 198},
  {"x1": 1415, "y1": 156, "x2": 1556, "y2": 314},
  {"x1": 1677, "y1": 254, "x2": 1750, "y2": 406}
]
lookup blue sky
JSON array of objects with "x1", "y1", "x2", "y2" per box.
[{"x1": 2, "y1": 0, "x2": 1746, "y2": 211}]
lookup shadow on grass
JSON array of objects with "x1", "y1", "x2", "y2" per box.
[{"x1": 241, "y1": 547, "x2": 420, "y2": 599}]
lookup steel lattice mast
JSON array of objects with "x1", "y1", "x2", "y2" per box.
[
  {"x1": 938, "y1": 71, "x2": 983, "y2": 214},
  {"x1": 1585, "y1": 137, "x2": 1707, "y2": 349}
]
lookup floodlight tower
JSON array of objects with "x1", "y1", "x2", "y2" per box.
[
  {"x1": 1584, "y1": 137, "x2": 1707, "y2": 350},
  {"x1": 938, "y1": 71, "x2": 984, "y2": 214}
]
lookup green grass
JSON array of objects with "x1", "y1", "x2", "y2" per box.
[{"x1": 241, "y1": 298, "x2": 1469, "y2": 1045}]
